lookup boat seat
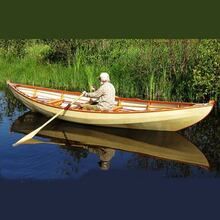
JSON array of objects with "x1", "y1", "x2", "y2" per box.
[
  {"x1": 47, "y1": 99, "x2": 64, "y2": 106},
  {"x1": 112, "y1": 106, "x2": 123, "y2": 111},
  {"x1": 113, "y1": 99, "x2": 123, "y2": 111},
  {"x1": 25, "y1": 94, "x2": 38, "y2": 99},
  {"x1": 31, "y1": 89, "x2": 38, "y2": 99}
]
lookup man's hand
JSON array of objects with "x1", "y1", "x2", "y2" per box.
[{"x1": 82, "y1": 91, "x2": 88, "y2": 96}]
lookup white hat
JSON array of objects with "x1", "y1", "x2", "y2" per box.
[{"x1": 100, "y1": 72, "x2": 110, "y2": 82}]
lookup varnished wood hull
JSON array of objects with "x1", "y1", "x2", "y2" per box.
[{"x1": 7, "y1": 81, "x2": 215, "y2": 131}]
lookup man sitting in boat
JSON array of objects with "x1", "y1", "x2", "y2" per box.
[{"x1": 80, "y1": 72, "x2": 116, "y2": 111}]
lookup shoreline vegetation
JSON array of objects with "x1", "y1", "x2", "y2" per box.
[{"x1": 0, "y1": 39, "x2": 219, "y2": 104}]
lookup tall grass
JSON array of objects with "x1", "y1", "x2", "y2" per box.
[
  {"x1": 0, "y1": 39, "x2": 219, "y2": 103},
  {"x1": 0, "y1": 44, "x2": 101, "y2": 91}
]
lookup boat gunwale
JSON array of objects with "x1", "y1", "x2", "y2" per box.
[{"x1": 7, "y1": 81, "x2": 215, "y2": 115}]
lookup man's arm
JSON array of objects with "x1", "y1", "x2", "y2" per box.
[{"x1": 86, "y1": 86, "x2": 104, "y2": 98}]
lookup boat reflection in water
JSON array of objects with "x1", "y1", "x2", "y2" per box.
[{"x1": 11, "y1": 112, "x2": 209, "y2": 170}]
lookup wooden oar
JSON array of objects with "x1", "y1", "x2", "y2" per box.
[{"x1": 12, "y1": 93, "x2": 84, "y2": 147}]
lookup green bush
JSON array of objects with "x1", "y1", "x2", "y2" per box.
[
  {"x1": 24, "y1": 43, "x2": 52, "y2": 63},
  {"x1": 192, "y1": 39, "x2": 220, "y2": 102}
]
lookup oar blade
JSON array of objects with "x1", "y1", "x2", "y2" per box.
[{"x1": 12, "y1": 127, "x2": 43, "y2": 147}]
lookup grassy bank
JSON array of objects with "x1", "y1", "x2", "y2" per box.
[
  {"x1": 0, "y1": 39, "x2": 219, "y2": 102},
  {"x1": 0, "y1": 55, "x2": 100, "y2": 91}
]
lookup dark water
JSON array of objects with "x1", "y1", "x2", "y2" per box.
[
  {"x1": 1, "y1": 89, "x2": 220, "y2": 219},
  {"x1": 0, "y1": 89, "x2": 220, "y2": 180}
]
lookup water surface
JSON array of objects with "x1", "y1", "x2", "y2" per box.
[{"x1": 0, "y1": 90, "x2": 219, "y2": 180}]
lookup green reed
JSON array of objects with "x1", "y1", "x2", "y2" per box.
[{"x1": 0, "y1": 39, "x2": 219, "y2": 103}]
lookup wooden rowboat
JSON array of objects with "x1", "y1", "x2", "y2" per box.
[
  {"x1": 7, "y1": 81, "x2": 215, "y2": 131},
  {"x1": 11, "y1": 112, "x2": 209, "y2": 168}
]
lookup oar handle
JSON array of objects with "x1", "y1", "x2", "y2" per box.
[{"x1": 64, "y1": 93, "x2": 84, "y2": 110}]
